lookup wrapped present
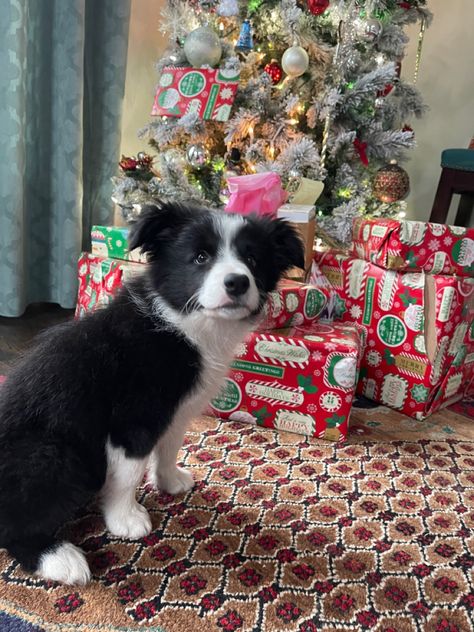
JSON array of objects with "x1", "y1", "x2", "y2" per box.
[
  {"x1": 277, "y1": 204, "x2": 316, "y2": 271},
  {"x1": 75, "y1": 253, "x2": 144, "y2": 318},
  {"x1": 314, "y1": 251, "x2": 474, "y2": 419},
  {"x1": 225, "y1": 172, "x2": 287, "y2": 216},
  {"x1": 208, "y1": 322, "x2": 364, "y2": 442},
  {"x1": 151, "y1": 66, "x2": 239, "y2": 121},
  {"x1": 352, "y1": 217, "x2": 474, "y2": 277},
  {"x1": 91, "y1": 226, "x2": 148, "y2": 263},
  {"x1": 258, "y1": 279, "x2": 331, "y2": 331}
]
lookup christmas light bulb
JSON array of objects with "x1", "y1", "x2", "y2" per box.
[{"x1": 398, "y1": 211, "x2": 406, "y2": 219}]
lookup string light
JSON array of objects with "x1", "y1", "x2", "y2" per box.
[{"x1": 398, "y1": 211, "x2": 406, "y2": 219}]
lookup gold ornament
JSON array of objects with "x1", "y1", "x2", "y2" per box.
[{"x1": 373, "y1": 161, "x2": 410, "y2": 204}]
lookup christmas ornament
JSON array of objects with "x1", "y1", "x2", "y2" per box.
[
  {"x1": 355, "y1": 17, "x2": 383, "y2": 42},
  {"x1": 353, "y1": 138, "x2": 369, "y2": 167},
  {"x1": 119, "y1": 155, "x2": 138, "y2": 172},
  {"x1": 373, "y1": 161, "x2": 410, "y2": 203},
  {"x1": 377, "y1": 83, "x2": 393, "y2": 98},
  {"x1": 282, "y1": 45, "x2": 309, "y2": 78},
  {"x1": 264, "y1": 59, "x2": 283, "y2": 84},
  {"x1": 183, "y1": 26, "x2": 222, "y2": 68},
  {"x1": 403, "y1": 124, "x2": 413, "y2": 134},
  {"x1": 186, "y1": 143, "x2": 210, "y2": 169},
  {"x1": 307, "y1": 0, "x2": 329, "y2": 15},
  {"x1": 235, "y1": 20, "x2": 253, "y2": 52}
]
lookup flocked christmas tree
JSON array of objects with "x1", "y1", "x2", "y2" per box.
[{"x1": 112, "y1": 0, "x2": 432, "y2": 243}]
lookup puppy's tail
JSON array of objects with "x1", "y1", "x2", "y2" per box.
[{"x1": 6, "y1": 536, "x2": 91, "y2": 585}]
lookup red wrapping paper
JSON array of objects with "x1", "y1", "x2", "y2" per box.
[
  {"x1": 352, "y1": 217, "x2": 474, "y2": 277},
  {"x1": 151, "y1": 67, "x2": 239, "y2": 121},
  {"x1": 75, "y1": 254, "x2": 144, "y2": 318},
  {"x1": 258, "y1": 280, "x2": 331, "y2": 331},
  {"x1": 314, "y1": 251, "x2": 474, "y2": 419},
  {"x1": 209, "y1": 322, "x2": 364, "y2": 442}
]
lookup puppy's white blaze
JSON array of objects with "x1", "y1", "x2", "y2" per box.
[
  {"x1": 37, "y1": 542, "x2": 91, "y2": 585},
  {"x1": 199, "y1": 214, "x2": 259, "y2": 313},
  {"x1": 101, "y1": 441, "x2": 151, "y2": 539}
]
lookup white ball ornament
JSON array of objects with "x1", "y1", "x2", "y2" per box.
[
  {"x1": 183, "y1": 26, "x2": 222, "y2": 68},
  {"x1": 281, "y1": 45, "x2": 309, "y2": 78}
]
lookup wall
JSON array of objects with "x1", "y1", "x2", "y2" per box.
[
  {"x1": 121, "y1": 0, "x2": 474, "y2": 223},
  {"x1": 402, "y1": 1, "x2": 474, "y2": 222},
  {"x1": 120, "y1": 0, "x2": 165, "y2": 158}
]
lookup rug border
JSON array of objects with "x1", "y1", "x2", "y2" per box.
[{"x1": 0, "y1": 598, "x2": 167, "y2": 632}]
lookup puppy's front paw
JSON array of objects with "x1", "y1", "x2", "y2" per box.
[
  {"x1": 157, "y1": 466, "x2": 194, "y2": 495},
  {"x1": 105, "y1": 502, "x2": 152, "y2": 539},
  {"x1": 37, "y1": 542, "x2": 91, "y2": 585}
]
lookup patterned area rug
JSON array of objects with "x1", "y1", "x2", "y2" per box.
[{"x1": 1, "y1": 406, "x2": 474, "y2": 632}]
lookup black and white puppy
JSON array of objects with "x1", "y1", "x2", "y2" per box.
[{"x1": 0, "y1": 202, "x2": 304, "y2": 585}]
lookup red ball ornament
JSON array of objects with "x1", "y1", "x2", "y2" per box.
[
  {"x1": 377, "y1": 83, "x2": 393, "y2": 98},
  {"x1": 307, "y1": 0, "x2": 330, "y2": 16},
  {"x1": 264, "y1": 60, "x2": 283, "y2": 85}
]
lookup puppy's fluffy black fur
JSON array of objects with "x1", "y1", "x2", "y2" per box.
[{"x1": 0, "y1": 202, "x2": 304, "y2": 579}]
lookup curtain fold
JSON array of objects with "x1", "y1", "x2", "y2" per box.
[{"x1": 0, "y1": 0, "x2": 131, "y2": 316}]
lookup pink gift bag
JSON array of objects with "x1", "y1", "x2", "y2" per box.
[{"x1": 225, "y1": 172, "x2": 288, "y2": 217}]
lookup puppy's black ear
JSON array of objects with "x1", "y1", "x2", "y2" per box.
[
  {"x1": 270, "y1": 219, "x2": 305, "y2": 272},
  {"x1": 128, "y1": 202, "x2": 194, "y2": 255}
]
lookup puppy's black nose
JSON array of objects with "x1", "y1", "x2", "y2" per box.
[{"x1": 224, "y1": 273, "x2": 250, "y2": 297}]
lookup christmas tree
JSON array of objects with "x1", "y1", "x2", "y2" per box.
[{"x1": 112, "y1": 0, "x2": 431, "y2": 243}]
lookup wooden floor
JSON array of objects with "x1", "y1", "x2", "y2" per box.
[{"x1": 0, "y1": 303, "x2": 74, "y2": 374}]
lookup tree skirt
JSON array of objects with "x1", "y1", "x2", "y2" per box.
[{"x1": 1, "y1": 408, "x2": 474, "y2": 632}]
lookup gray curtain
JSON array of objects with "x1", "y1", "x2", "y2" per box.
[{"x1": 0, "y1": 0, "x2": 131, "y2": 316}]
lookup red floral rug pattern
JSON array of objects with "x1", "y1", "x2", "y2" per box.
[{"x1": 1, "y1": 412, "x2": 474, "y2": 631}]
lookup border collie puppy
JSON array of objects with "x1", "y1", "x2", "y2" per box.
[{"x1": 0, "y1": 202, "x2": 304, "y2": 585}]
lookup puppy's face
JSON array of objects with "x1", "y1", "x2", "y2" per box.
[{"x1": 129, "y1": 203, "x2": 305, "y2": 321}]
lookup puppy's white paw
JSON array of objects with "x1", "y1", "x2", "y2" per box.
[
  {"x1": 37, "y1": 542, "x2": 91, "y2": 585},
  {"x1": 157, "y1": 466, "x2": 194, "y2": 495},
  {"x1": 105, "y1": 501, "x2": 152, "y2": 539}
]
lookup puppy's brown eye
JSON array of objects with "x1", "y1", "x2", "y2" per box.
[
  {"x1": 194, "y1": 251, "x2": 210, "y2": 265},
  {"x1": 246, "y1": 255, "x2": 256, "y2": 268}
]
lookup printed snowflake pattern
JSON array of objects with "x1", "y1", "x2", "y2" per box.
[
  {"x1": 419, "y1": 248, "x2": 427, "y2": 256},
  {"x1": 324, "y1": 343, "x2": 337, "y2": 351},
  {"x1": 350, "y1": 305, "x2": 362, "y2": 320},
  {"x1": 373, "y1": 311, "x2": 381, "y2": 321},
  {"x1": 428, "y1": 238, "x2": 441, "y2": 251},
  {"x1": 311, "y1": 351, "x2": 323, "y2": 362},
  {"x1": 234, "y1": 373, "x2": 244, "y2": 383},
  {"x1": 234, "y1": 343, "x2": 247, "y2": 358},
  {"x1": 410, "y1": 383, "x2": 429, "y2": 403},
  {"x1": 307, "y1": 404, "x2": 317, "y2": 414},
  {"x1": 403, "y1": 343, "x2": 411, "y2": 352},
  {"x1": 250, "y1": 400, "x2": 258, "y2": 408},
  {"x1": 443, "y1": 235, "x2": 453, "y2": 246},
  {"x1": 443, "y1": 321, "x2": 453, "y2": 333},
  {"x1": 220, "y1": 87, "x2": 234, "y2": 101},
  {"x1": 313, "y1": 370, "x2": 321, "y2": 377}
]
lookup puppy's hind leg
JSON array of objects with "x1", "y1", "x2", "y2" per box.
[
  {"x1": 101, "y1": 441, "x2": 152, "y2": 539},
  {"x1": 8, "y1": 535, "x2": 91, "y2": 586}
]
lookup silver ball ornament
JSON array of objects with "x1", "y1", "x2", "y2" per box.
[
  {"x1": 183, "y1": 26, "x2": 222, "y2": 68},
  {"x1": 186, "y1": 143, "x2": 210, "y2": 169},
  {"x1": 281, "y1": 45, "x2": 309, "y2": 78},
  {"x1": 356, "y1": 17, "x2": 383, "y2": 42}
]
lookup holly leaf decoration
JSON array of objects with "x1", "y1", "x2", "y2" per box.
[
  {"x1": 384, "y1": 349, "x2": 395, "y2": 365},
  {"x1": 297, "y1": 374, "x2": 318, "y2": 394},
  {"x1": 406, "y1": 250, "x2": 418, "y2": 268},
  {"x1": 325, "y1": 413, "x2": 346, "y2": 428},
  {"x1": 400, "y1": 289, "x2": 417, "y2": 307},
  {"x1": 254, "y1": 406, "x2": 271, "y2": 423}
]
